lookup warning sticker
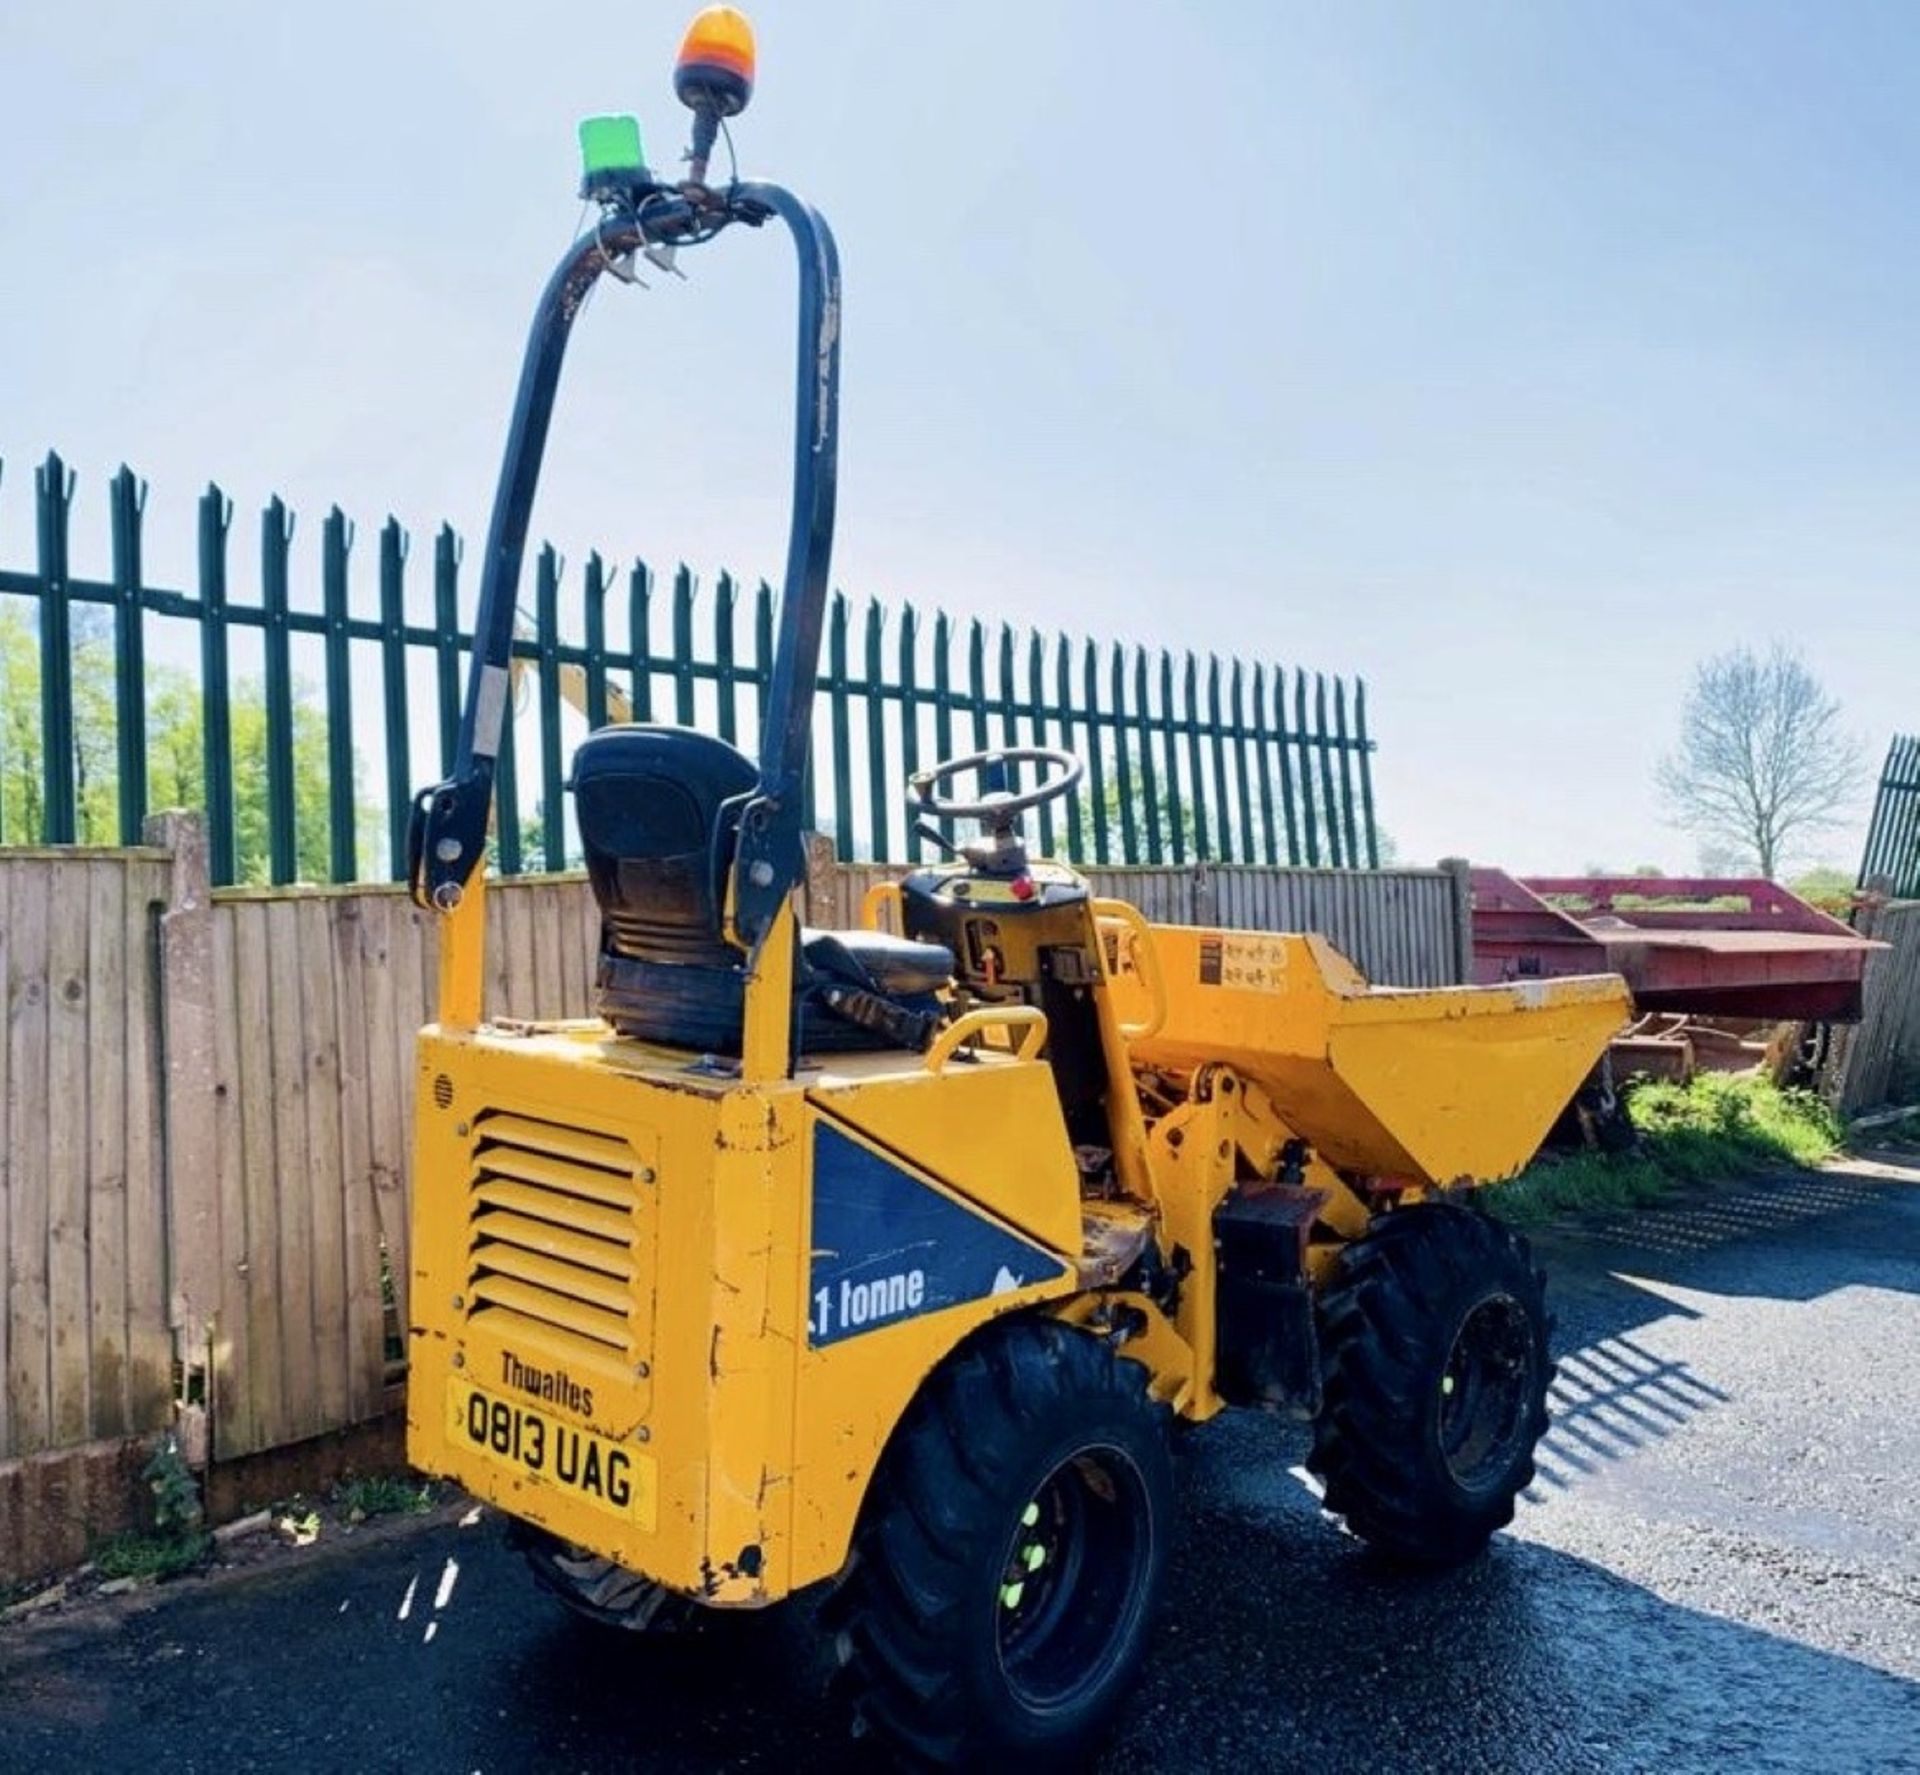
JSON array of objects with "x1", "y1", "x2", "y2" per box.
[{"x1": 1199, "y1": 932, "x2": 1290, "y2": 992}]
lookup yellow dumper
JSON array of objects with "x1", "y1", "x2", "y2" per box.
[{"x1": 404, "y1": 15, "x2": 1632, "y2": 1767}]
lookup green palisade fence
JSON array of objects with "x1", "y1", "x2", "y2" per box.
[
  {"x1": 0, "y1": 450, "x2": 1380, "y2": 884},
  {"x1": 1858, "y1": 733, "x2": 1920, "y2": 901}
]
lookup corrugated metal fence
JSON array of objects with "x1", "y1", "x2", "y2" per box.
[{"x1": 818, "y1": 858, "x2": 1471, "y2": 991}]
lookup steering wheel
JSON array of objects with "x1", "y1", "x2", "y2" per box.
[{"x1": 907, "y1": 747, "x2": 1085, "y2": 827}]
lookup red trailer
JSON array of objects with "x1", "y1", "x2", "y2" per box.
[{"x1": 1471, "y1": 872, "x2": 1879, "y2": 1023}]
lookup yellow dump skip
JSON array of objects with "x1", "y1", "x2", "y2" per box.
[{"x1": 1117, "y1": 927, "x2": 1630, "y2": 1185}]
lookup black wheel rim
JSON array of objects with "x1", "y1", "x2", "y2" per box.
[
  {"x1": 1438, "y1": 1292, "x2": 1536, "y2": 1494},
  {"x1": 993, "y1": 1446, "x2": 1152, "y2": 1712}
]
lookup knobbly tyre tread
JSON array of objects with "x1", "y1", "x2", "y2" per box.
[
  {"x1": 1307, "y1": 1201, "x2": 1553, "y2": 1566},
  {"x1": 824, "y1": 1317, "x2": 1173, "y2": 1769},
  {"x1": 518, "y1": 1527, "x2": 699, "y2": 1633}
]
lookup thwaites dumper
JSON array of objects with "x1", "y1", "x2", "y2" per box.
[{"x1": 406, "y1": 14, "x2": 1631, "y2": 1765}]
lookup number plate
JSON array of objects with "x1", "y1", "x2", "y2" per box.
[{"x1": 446, "y1": 1380, "x2": 655, "y2": 1531}]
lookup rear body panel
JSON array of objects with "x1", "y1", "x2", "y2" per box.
[{"x1": 406, "y1": 1023, "x2": 1080, "y2": 1604}]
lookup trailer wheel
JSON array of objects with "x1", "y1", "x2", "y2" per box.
[
  {"x1": 1308, "y1": 1202, "x2": 1551, "y2": 1566},
  {"x1": 827, "y1": 1318, "x2": 1172, "y2": 1768},
  {"x1": 518, "y1": 1527, "x2": 697, "y2": 1633}
]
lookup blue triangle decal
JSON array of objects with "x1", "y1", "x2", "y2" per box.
[{"x1": 807, "y1": 1122, "x2": 1068, "y2": 1348}]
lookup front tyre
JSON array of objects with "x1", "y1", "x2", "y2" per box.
[
  {"x1": 1308, "y1": 1202, "x2": 1552, "y2": 1566},
  {"x1": 827, "y1": 1319, "x2": 1173, "y2": 1769}
]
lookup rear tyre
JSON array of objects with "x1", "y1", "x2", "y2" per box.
[
  {"x1": 518, "y1": 1527, "x2": 697, "y2": 1633},
  {"x1": 827, "y1": 1319, "x2": 1173, "y2": 1769},
  {"x1": 1308, "y1": 1202, "x2": 1551, "y2": 1566}
]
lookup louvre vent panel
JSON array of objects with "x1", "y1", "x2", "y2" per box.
[
  {"x1": 468, "y1": 1275, "x2": 632, "y2": 1349},
  {"x1": 470, "y1": 1209, "x2": 631, "y2": 1280},
  {"x1": 475, "y1": 1144, "x2": 632, "y2": 1208},
  {"x1": 470, "y1": 1243, "x2": 630, "y2": 1313},
  {"x1": 466, "y1": 1112, "x2": 640, "y2": 1362},
  {"x1": 472, "y1": 1179, "x2": 631, "y2": 1243}
]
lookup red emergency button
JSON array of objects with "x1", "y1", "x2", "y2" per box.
[{"x1": 1010, "y1": 874, "x2": 1036, "y2": 902}]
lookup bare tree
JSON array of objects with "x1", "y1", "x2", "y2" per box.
[{"x1": 1657, "y1": 643, "x2": 1859, "y2": 878}]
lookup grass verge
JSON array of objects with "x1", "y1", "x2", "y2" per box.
[
  {"x1": 91, "y1": 1529, "x2": 212, "y2": 1582},
  {"x1": 1487, "y1": 1073, "x2": 1845, "y2": 1228}
]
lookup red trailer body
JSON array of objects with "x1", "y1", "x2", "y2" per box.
[{"x1": 1471, "y1": 872, "x2": 1879, "y2": 1022}]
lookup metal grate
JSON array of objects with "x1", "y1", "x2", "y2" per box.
[{"x1": 466, "y1": 1112, "x2": 638, "y2": 1358}]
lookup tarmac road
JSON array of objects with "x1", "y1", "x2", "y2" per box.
[{"x1": 4, "y1": 1157, "x2": 1918, "y2": 1774}]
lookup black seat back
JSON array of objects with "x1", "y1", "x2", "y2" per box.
[
  {"x1": 572, "y1": 725, "x2": 952, "y2": 1057},
  {"x1": 571, "y1": 725, "x2": 757, "y2": 969}
]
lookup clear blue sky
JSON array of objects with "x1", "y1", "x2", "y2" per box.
[{"x1": 3, "y1": 1, "x2": 1915, "y2": 873}]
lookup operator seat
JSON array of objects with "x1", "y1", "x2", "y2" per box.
[{"x1": 570, "y1": 725, "x2": 954, "y2": 1054}]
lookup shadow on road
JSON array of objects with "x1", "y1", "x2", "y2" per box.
[
  {"x1": 1512, "y1": 1161, "x2": 1919, "y2": 1494},
  {"x1": 1544, "y1": 1166, "x2": 1898, "y2": 1285},
  {"x1": 1532, "y1": 1331, "x2": 1729, "y2": 1493},
  {"x1": 1141, "y1": 1439, "x2": 1920, "y2": 1773}
]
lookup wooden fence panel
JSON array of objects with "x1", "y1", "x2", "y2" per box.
[
  {"x1": 5, "y1": 860, "x2": 51, "y2": 1457},
  {"x1": 208, "y1": 898, "x2": 251, "y2": 1457},
  {"x1": 1083, "y1": 868, "x2": 1195, "y2": 927},
  {"x1": 297, "y1": 896, "x2": 350, "y2": 1439},
  {"x1": 231, "y1": 899, "x2": 283, "y2": 1454},
  {"x1": 1828, "y1": 899, "x2": 1920, "y2": 1115},
  {"x1": 266, "y1": 896, "x2": 320, "y2": 1446},
  {"x1": 84, "y1": 862, "x2": 129, "y2": 1442},
  {"x1": 194, "y1": 875, "x2": 623, "y2": 1458},
  {"x1": 356, "y1": 896, "x2": 413, "y2": 1377},
  {"x1": 1203, "y1": 864, "x2": 1464, "y2": 991},
  {"x1": 48, "y1": 858, "x2": 93, "y2": 1448},
  {"x1": 201, "y1": 884, "x2": 442, "y2": 1458},
  {"x1": 330, "y1": 900, "x2": 385, "y2": 1430},
  {"x1": 0, "y1": 850, "x2": 173, "y2": 1464}
]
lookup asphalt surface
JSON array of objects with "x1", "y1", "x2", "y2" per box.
[{"x1": 4, "y1": 1157, "x2": 1918, "y2": 1774}]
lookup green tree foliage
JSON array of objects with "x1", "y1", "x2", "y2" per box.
[
  {"x1": 0, "y1": 611, "x2": 44, "y2": 842},
  {"x1": 1078, "y1": 748, "x2": 1372, "y2": 866},
  {"x1": 1788, "y1": 865, "x2": 1854, "y2": 915},
  {"x1": 1080, "y1": 751, "x2": 1181, "y2": 861},
  {"x1": 0, "y1": 605, "x2": 357, "y2": 882}
]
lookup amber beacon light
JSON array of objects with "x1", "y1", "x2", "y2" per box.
[{"x1": 675, "y1": 6, "x2": 757, "y2": 182}]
